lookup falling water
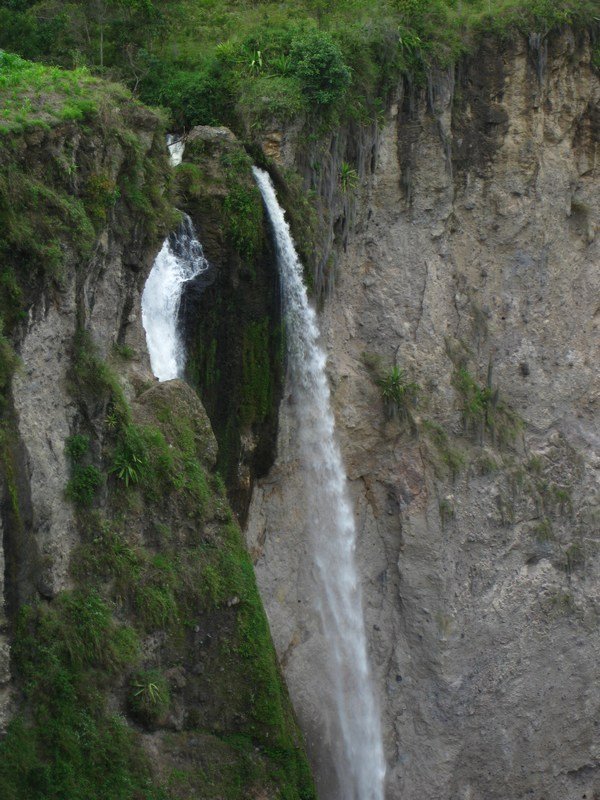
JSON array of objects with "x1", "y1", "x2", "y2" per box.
[
  {"x1": 253, "y1": 167, "x2": 386, "y2": 800},
  {"x1": 142, "y1": 136, "x2": 208, "y2": 381},
  {"x1": 166, "y1": 133, "x2": 185, "y2": 166}
]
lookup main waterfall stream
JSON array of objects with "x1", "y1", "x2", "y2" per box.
[
  {"x1": 253, "y1": 167, "x2": 386, "y2": 799},
  {"x1": 142, "y1": 137, "x2": 208, "y2": 380}
]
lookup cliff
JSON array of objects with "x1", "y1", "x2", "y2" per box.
[
  {"x1": 247, "y1": 27, "x2": 600, "y2": 800},
  {"x1": 0, "y1": 53, "x2": 314, "y2": 800}
]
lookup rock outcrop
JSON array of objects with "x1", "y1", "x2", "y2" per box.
[
  {"x1": 179, "y1": 126, "x2": 285, "y2": 520},
  {"x1": 248, "y1": 28, "x2": 600, "y2": 800},
  {"x1": 0, "y1": 64, "x2": 315, "y2": 799}
]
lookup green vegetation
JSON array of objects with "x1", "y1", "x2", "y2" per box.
[
  {"x1": 65, "y1": 433, "x2": 103, "y2": 506},
  {"x1": 439, "y1": 496, "x2": 455, "y2": 527},
  {"x1": 128, "y1": 669, "x2": 171, "y2": 727},
  {"x1": 0, "y1": 50, "x2": 103, "y2": 134},
  {"x1": 563, "y1": 541, "x2": 585, "y2": 574},
  {"x1": 0, "y1": 159, "x2": 95, "y2": 304},
  {"x1": 452, "y1": 366, "x2": 522, "y2": 448},
  {"x1": 362, "y1": 353, "x2": 420, "y2": 428},
  {"x1": 1, "y1": 339, "x2": 314, "y2": 798},
  {"x1": 222, "y1": 150, "x2": 264, "y2": 261},
  {"x1": 546, "y1": 589, "x2": 576, "y2": 615},
  {"x1": 0, "y1": 321, "x2": 19, "y2": 405},
  {"x1": 340, "y1": 161, "x2": 359, "y2": 192},
  {"x1": 378, "y1": 365, "x2": 419, "y2": 423},
  {"x1": 239, "y1": 318, "x2": 272, "y2": 428},
  {"x1": 0, "y1": 592, "x2": 163, "y2": 800},
  {"x1": 533, "y1": 517, "x2": 553, "y2": 542},
  {"x1": 1, "y1": 1, "x2": 597, "y2": 132}
]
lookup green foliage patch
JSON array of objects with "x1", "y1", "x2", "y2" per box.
[
  {"x1": 239, "y1": 318, "x2": 272, "y2": 428},
  {"x1": 221, "y1": 150, "x2": 264, "y2": 262},
  {"x1": 1, "y1": 0, "x2": 596, "y2": 132},
  {"x1": 0, "y1": 50, "x2": 103, "y2": 134},
  {"x1": 128, "y1": 669, "x2": 171, "y2": 727},
  {"x1": 377, "y1": 365, "x2": 419, "y2": 424},
  {"x1": 421, "y1": 418, "x2": 466, "y2": 480},
  {"x1": 452, "y1": 366, "x2": 522, "y2": 448},
  {"x1": 0, "y1": 592, "x2": 163, "y2": 800}
]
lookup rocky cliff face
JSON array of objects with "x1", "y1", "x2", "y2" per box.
[
  {"x1": 0, "y1": 97, "x2": 170, "y2": 732},
  {"x1": 247, "y1": 28, "x2": 600, "y2": 799},
  {"x1": 0, "y1": 68, "x2": 314, "y2": 799}
]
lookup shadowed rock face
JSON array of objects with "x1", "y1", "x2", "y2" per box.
[
  {"x1": 247, "y1": 29, "x2": 600, "y2": 800},
  {"x1": 179, "y1": 127, "x2": 284, "y2": 522}
]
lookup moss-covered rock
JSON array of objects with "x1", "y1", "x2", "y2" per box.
[
  {"x1": 179, "y1": 127, "x2": 285, "y2": 520},
  {"x1": 0, "y1": 61, "x2": 314, "y2": 800}
]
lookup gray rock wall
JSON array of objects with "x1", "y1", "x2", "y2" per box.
[
  {"x1": 0, "y1": 115, "x2": 167, "y2": 731},
  {"x1": 248, "y1": 28, "x2": 600, "y2": 800}
]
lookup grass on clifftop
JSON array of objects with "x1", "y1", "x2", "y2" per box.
[
  {"x1": 0, "y1": 50, "x2": 130, "y2": 135},
  {"x1": 0, "y1": 0, "x2": 597, "y2": 132}
]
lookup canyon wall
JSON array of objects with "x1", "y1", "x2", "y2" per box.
[
  {"x1": 0, "y1": 73, "x2": 314, "y2": 798},
  {"x1": 248, "y1": 28, "x2": 600, "y2": 800}
]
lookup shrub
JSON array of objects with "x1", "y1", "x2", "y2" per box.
[
  {"x1": 378, "y1": 366, "x2": 419, "y2": 422},
  {"x1": 84, "y1": 173, "x2": 120, "y2": 226},
  {"x1": 134, "y1": 583, "x2": 178, "y2": 631},
  {"x1": 224, "y1": 184, "x2": 263, "y2": 261},
  {"x1": 128, "y1": 669, "x2": 170, "y2": 727},
  {"x1": 148, "y1": 65, "x2": 233, "y2": 128},
  {"x1": 72, "y1": 329, "x2": 130, "y2": 429},
  {"x1": 65, "y1": 433, "x2": 89, "y2": 462},
  {"x1": 0, "y1": 594, "x2": 153, "y2": 800},
  {"x1": 421, "y1": 419, "x2": 466, "y2": 480},
  {"x1": 66, "y1": 463, "x2": 103, "y2": 506},
  {"x1": 340, "y1": 161, "x2": 359, "y2": 192},
  {"x1": 439, "y1": 496, "x2": 455, "y2": 527},
  {"x1": 110, "y1": 425, "x2": 148, "y2": 487},
  {"x1": 65, "y1": 432, "x2": 103, "y2": 506},
  {"x1": 289, "y1": 30, "x2": 351, "y2": 107}
]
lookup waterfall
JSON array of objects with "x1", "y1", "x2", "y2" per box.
[
  {"x1": 253, "y1": 167, "x2": 386, "y2": 800},
  {"x1": 166, "y1": 133, "x2": 185, "y2": 166},
  {"x1": 141, "y1": 136, "x2": 208, "y2": 381}
]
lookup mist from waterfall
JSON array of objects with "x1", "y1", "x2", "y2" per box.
[
  {"x1": 253, "y1": 166, "x2": 386, "y2": 800},
  {"x1": 142, "y1": 136, "x2": 208, "y2": 381}
]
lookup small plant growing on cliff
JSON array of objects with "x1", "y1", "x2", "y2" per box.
[
  {"x1": 452, "y1": 365, "x2": 522, "y2": 448},
  {"x1": 378, "y1": 366, "x2": 419, "y2": 423},
  {"x1": 563, "y1": 542, "x2": 585, "y2": 575},
  {"x1": 65, "y1": 434, "x2": 103, "y2": 506},
  {"x1": 340, "y1": 161, "x2": 359, "y2": 192},
  {"x1": 128, "y1": 669, "x2": 170, "y2": 727},
  {"x1": 248, "y1": 50, "x2": 263, "y2": 75},
  {"x1": 110, "y1": 425, "x2": 149, "y2": 487},
  {"x1": 533, "y1": 518, "x2": 553, "y2": 542},
  {"x1": 0, "y1": 323, "x2": 18, "y2": 403}
]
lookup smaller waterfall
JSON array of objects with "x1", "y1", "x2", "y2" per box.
[
  {"x1": 253, "y1": 167, "x2": 386, "y2": 800},
  {"x1": 166, "y1": 133, "x2": 185, "y2": 166},
  {"x1": 142, "y1": 134, "x2": 208, "y2": 381}
]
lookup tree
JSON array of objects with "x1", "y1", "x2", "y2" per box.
[{"x1": 289, "y1": 30, "x2": 351, "y2": 107}]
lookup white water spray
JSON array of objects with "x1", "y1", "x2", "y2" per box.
[
  {"x1": 253, "y1": 167, "x2": 386, "y2": 800},
  {"x1": 166, "y1": 133, "x2": 185, "y2": 166},
  {"x1": 142, "y1": 136, "x2": 208, "y2": 381}
]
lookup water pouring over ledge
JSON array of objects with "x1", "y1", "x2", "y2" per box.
[
  {"x1": 142, "y1": 136, "x2": 208, "y2": 381},
  {"x1": 253, "y1": 166, "x2": 386, "y2": 800}
]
